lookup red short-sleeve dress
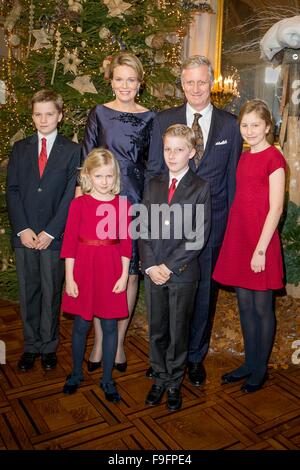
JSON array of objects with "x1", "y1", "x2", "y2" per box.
[
  {"x1": 213, "y1": 146, "x2": 286, "y2": 291},
  {"x1": 61, "y1": 194, "x2": 132, "y2": 320}
]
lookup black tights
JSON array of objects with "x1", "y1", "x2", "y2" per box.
[
  {"x1": 234, "y1": 288, "x2": 275, "y2": 383},
  {"x1": 68, "y1": 315, "x2": 118, "y2": 387}
]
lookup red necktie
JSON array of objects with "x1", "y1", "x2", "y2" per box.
[
  {"x1": 38, "y1": 137, "x2": 47, "y2": 177},
  {"x1": 168, "y1": 178, "x2": 177, "y2": 204}
]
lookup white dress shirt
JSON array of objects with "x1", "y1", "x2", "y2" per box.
[
  {"x1": 37, "y1": 129, "x2": 57, "y2": 158},
  {"x1": 186, "y1": 102, "x2": 213, "y2": 149}
]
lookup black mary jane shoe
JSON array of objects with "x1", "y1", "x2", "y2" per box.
[
  {"x1": 114, "y1": 361, "x2": 127, "y2": 373},
  {"x1": 63, "y1": 374, "x2": 83, "y2": 395},
  {"x1": 87, "y1": 360, "x2": 101, "y2": 372},
  {"x1": 221, "y1": 371, "x2": 251, "y2": 384},
  {"x1": 241, "y1": 373, "x2": 269, "y2": 393},
  {"x1": 100, "y1": 382, "x2": 121, "y2": 402}
]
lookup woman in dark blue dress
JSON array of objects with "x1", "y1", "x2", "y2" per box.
[{"x1": 82, "y1": 52, "x2": 156, "y2": 372}]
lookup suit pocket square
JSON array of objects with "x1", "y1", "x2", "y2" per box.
[{"x1": 215, "y1": 140, "x2": 228, "y2": 146}]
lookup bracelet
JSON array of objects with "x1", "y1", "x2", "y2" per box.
[{"x1": 258, "y1": 250, "x2": 264, "y2": 256}]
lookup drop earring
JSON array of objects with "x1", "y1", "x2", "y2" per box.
[{"x1": 112, "y1": 89, "x2": 115, "y2": 96}]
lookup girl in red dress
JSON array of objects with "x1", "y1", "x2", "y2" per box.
[
  {"x1": 61, "y1": 148, "x2": 132, "y2": 402},
  {"x1": 213, "y1": 100, "x2": 286, "y2": 393}
]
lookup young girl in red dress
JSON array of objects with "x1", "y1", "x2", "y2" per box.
[
  {"x1": 213, "y1": 100, "x2": 286, "y2": 393},
  {"x1": 61, "y1": 148, "x2": 132, "y2": 402}
]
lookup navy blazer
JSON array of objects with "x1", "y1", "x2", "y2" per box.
[
  {"x1": 139, "y1": 169, "x2": 211, "y2": 283},
  {"x1": 146, "y1": 104, "x2": 243, "y2": 247},
  {"x1": 6, "y1": 133, "x2": 81, "y2": 250}
]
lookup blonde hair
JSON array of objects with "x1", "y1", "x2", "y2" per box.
[
  {"x1": 109, "y1": 52, "x2": 144, "y2": 82},
  {"x1": 80, "y1": 148, "x2": 121, "y2": 195},
  {"x1": 31, "y1": 89, "x2": 63, "y2": 113},
  {"x1": 163, "y1": 124, "x2": 196, "y2": 150},
  {"x1": 239, "y1": 99, "x2": 274, "y2": 136},
  {"x1": 181, "y1": 55, "x2": 214, "y2": 82}
]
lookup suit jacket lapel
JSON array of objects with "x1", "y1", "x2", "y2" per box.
[
  {"x1": 27, "y1": 134, "x2": 40, "y2": 182},
  {"x1": 170, "y1": 169, "x2": 193, "y2": 205}
]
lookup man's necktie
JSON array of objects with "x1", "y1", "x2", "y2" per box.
[
  {"x1": 168, "y1": 178, "x2": 177, "y2": 204},
  {"x1": 192, "y1": 113, "x2": 204, "y2": 168},
  {"x1": 38, "y1": 137, "x2": 47, "y2": 177}
]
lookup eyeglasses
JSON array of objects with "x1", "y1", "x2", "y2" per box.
[{"x1": 183, "y1": 80, "x2": 211, "y2": 89}]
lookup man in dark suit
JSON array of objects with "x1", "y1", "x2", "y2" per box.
[
  {"x1": 6, "y1": 90, "x2": 81, "y2": 372},
  {"x1": 140, "y1": 124, "x2": 211, "y2": 410},
  {"x1": 146, "y1": 55, "x2": 243, "y2": 386}
]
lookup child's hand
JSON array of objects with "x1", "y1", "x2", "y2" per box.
[
  {"x1": 250, "y1": 250, "x2": 266, "y2": 273},
  {"x1": 112, "y1": 275, "x2": 128, "y2": 293},
  {"x1": 20, "y1": 229, "x2": 38, "y2": 249},
  {"x1": 65, "y1": 279, "x2": 79, "y2": 297},
  {"x1": 36, "y1": 231, "x2": 53, "y2": 250}
]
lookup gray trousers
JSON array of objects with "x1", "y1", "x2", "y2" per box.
[
  {"x1": 15, "y1": 247, "x2": 65, "y2": 354},
  {"x1": 145, "y1": 276, "x2": 198, "y2": 389}
]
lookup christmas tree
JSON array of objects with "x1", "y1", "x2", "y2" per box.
[{"x1": 0, "y1": 0, "x2": 193, "y2": 299}]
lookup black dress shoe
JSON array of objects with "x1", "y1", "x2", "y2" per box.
[
  {"x1": 87, "y1": 360, "x2": 101, "y2": 372},
  {"x1": 145, "y1": 367, "x2": 154, "y2": 378},
  {"x1": 221, "y1": 371, "x2": 251, "y2": 384},
  {"x1": 114, "y1": 361, "x2": 127, "y2": 372},
  {"x1": 18, "y1": 352, "x2": 39, "y2": 372},
  {"x1": 241, "y1": 373, "x2": 269, "y2": 393},
  {"x1": 63, "y1": 374, "x2": 83, "y2": 395},
  {"x1": 167, "y1": 387, "x2": 182, "y2": 411},
  {"x1": 188, "y1": 362, "x2": 206, "y2": 387},
  {"x1": 41, "y1": 352, "x2": 57, "y2": 370},
  {"x1": 100, "y1": 383, "x2": 121, "y2": 402},
  {"x1": 145, "y1": 384, "x2": 165, "y2": 406}
]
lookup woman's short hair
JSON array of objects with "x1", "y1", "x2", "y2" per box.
[
  {"x1": 109, "y1": 52, "x2": 144, "y2": 82},
  {"x1": 163, "y1": 124, "x2": 196, "y2": 150},
  {"x1": 80, "y1": 148, "x2": 121, "y2": 195}
]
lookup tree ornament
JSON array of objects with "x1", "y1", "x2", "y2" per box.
[
  {"x1": 99, "y1": 56, "x2": 113, "y2": 80},
  {"x1": 10, "y1": 129, "x2": 25, "y2": 146},
  {"x1": 99, "y1": 27, "x2": 111, "y2": 40},
  {"x1": 103, "y1": 0, "x2": 132, "y2": 18},
  {"x1": 4, "y1": 0, "x2": 22, "y2": 32},
  {"x1": 51, "y1": 30, "x2": 62, "y2": 85},
  {"x1": 68, "y1": 0, "x2": 85, "y2": 14},
  {"x1": 154, "y1": 50, "x2": 166, "y2": 64},
  {"x1": 67, "y1": 75, "x2": 98, "y2": 94},
  {"x1": 32, "y1": 28, "x2": 53, "y2": 50},
  {"x1": 59, "y1": 48, "x2": 83, "y2": 75},
  {"x1": 26, "y1": 1, "x2": 35, "y2": 58},
  {"x1": 9, "y1": 34, "x2": 21, "y2": 47}
]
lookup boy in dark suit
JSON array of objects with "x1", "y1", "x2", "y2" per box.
[
  {"x1": 6, "y1": 90, "x2": 81, "y2": 372},
  {"x1": 140, "y1": 124, "x2": 211, "y2": 411}
]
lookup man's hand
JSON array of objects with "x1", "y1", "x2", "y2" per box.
[
  {"x1": 20, "y1": 229, "x2": 38, "y2": 249},
  {"x1": 148, "y1": 265, "x2": 171, "y2": 285},
  {"x1": 36, "y1": 231, "x2": 53, "y2": 250}
]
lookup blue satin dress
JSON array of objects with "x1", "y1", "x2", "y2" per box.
[{"x1": 82, "y1": 104, "x2": 156, "y2": 274}]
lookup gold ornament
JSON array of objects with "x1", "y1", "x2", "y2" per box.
[
  {"x1": 32, "y1": 28, "x2": 53, "y2": 50},
  {"x1": 99, "y1": 56, "x2": 113, "y2": 79},
  {"x1": 103, "y1": 0, "x2": 132, "y2": 18},
  {"x1": 99, "y1": 27, "x2": 111, "y2": 40},
  {"x1": 68, "y1": 0, "x2": 85, "y2": 13},
  {"x1": 154, "y1": 50, "x2": 166, "y2": 64},
  {"x1": 51, "y1": 30, "x2": 62, "y2": 85},
  {"x1": 67, "y1": 75, "x2": 98, "y2": 94},
  {"x1": 9, "y1": 34, "x2": 21, "y2": 47},
  {"x1": 4, "y1": 0, "x2": 22, "y2": 32},
  {"x1": 59, "y1": 48, "x2": 83, "y2": 75},
  {"x1": 10, "y1": 129, "x2": 26, "y2": 146}
]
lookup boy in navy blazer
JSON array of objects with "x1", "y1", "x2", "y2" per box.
[
  {"x1": 6, "y1": 90, "x2": 81, "y2": 372},
  {"x1": 139, "y1": 125, "x2": 211, "y2": 411}
]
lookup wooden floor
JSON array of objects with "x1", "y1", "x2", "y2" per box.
[{"x1": 0, "y1": 299, "x2": 299, "y2": 451}]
